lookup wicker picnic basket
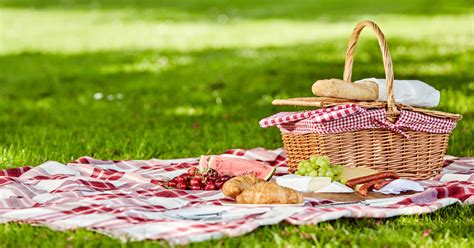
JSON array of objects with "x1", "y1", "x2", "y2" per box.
[{"x1": 271, "y1": 20, "x2": 462, "y2": 179}]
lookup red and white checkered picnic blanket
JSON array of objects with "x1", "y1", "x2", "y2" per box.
[
  {"x1": 259, "y1": 104, "x2": 458, "y2": 138},
  {"x1": 0, "y1": 148, "x2": 472, "y2": 245}
]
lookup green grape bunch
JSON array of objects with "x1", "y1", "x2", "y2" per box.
[{"x1": 295, "y1": 156, "x2": 346, "y2": 184}]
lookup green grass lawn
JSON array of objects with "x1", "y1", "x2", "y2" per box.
[{"x1": 0, "y1": 0, "x2": 473, "y2": 247}]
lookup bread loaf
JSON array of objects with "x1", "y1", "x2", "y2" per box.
[{"x1": 311, "y1": 78, "x2": 378, "y2": 101}]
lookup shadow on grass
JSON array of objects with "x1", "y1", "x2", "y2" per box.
[
  {"x1": 1, "y1": 38, "x2": 472, "y2": 105},
  {"x1": 1, "y1": 0, "x2": 473, "y2": 22}
]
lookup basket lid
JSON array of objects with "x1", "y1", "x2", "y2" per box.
[{"x1": 271, "y1": 97, "x2": 462, "y2": 121}]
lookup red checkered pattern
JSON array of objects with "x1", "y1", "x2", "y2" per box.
[
  {"x1": 0, "y1": 148, "x2": 471, "y2": 245},
  {"x1": 259, "y1": 104, "x2": 362, "y2": 128},
  {"x1": 261, "y1": 106, "x2": 458, "y2": 138},
  {"x1": 396, "y1": 110, "x2": 458, "y2": 134}
]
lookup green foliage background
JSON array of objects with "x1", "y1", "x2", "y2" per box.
[{"x1": 0, "y1": 0, "x2": 473, "y2": 247}]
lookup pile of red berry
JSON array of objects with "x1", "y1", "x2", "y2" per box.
[{"x1": 166, "y1": 167, "x2": 232, "y2": 190}]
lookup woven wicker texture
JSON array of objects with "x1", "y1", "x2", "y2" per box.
[
  {"x1": 282, "y1": 131, "x2": 449, "y2": 180},
  {"x1": 343, "y1": 20, "x2": 398, "y2": 117},
  {"x1": 278, "y1": 20, "x2": 460, "y2": 179}
]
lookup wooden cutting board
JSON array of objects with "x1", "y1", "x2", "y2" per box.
[{"x1": 303, "y1": 191, "x2": 415, "y2": 202}]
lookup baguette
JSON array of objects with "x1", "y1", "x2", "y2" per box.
[{"x1": 311, "y1": 78, "x2": 378, "y2": 101}]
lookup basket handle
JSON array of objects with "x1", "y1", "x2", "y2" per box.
[{"x1": 343, "y1": 20, "x2": 399, "y2": 117}]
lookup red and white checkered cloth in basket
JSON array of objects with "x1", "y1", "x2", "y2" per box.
[
  {"x1": 260, "y1": 104, "x2": 458, "y2": 138},
  {"x1": 0, "y1": 148, "x2": 472, "y2": 245},
  {"x1": 259, "y1": 104, "x2": 363, "y2": 127}
]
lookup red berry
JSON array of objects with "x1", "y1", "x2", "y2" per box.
[
  {"x1": 190, "y1": 185, "x2": 202, "y2": 190},
  {"x1": 189, "y1": 178, "x2": 201, "y2": 186},
  {"x1": 207, "y1": 176, "x2": 217, "y2": 181},
  {"x1": 187, "y1": 167, "x2": 198, "y2": 175},
  {"x1": 194, "y1": 174, "x2": 203, "y2": 180},
  {"x1": 204, "y1": 183, "x2": 216, "y2": 191},
  {"x1": 167, "y1": 180, "x2": 177, "y2": 188},
  {"x1": 206, "y1": 169, "x2": 218, "y2": 177},
  {"x1": 214, "y1": 180, "x2": 225, "y2": 189},
  {"x1": 176, "y1": 177, "x2": 187, "y2": 184},
  {"x1": 206, "y1": 179, "x2": 216, "y2": 185},
  {"x1": 221, "y1": 175, "x2": 231, "y2": 181},
  {"x1": 178, "y1": 174, "x2": 189, "y2": 181},
  {"x1": 176, "y1": 182, "x2": 188, "y2": 190}
]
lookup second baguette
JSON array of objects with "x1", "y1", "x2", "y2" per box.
[{"x1": 311, "y1": 78, "x2": 378, "y2": 101}]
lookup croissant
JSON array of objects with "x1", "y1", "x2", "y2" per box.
[
  {"x1": 236, "y1": 181, "x2": 304, "y2": 204},
  {"x1": 222, "y1": 175, "x2": 264, "y2": 198}
]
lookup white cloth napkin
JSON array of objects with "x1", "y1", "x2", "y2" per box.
[
  {"x1": 355, "y1": 78, "x2": 440, "y2": 108},
  {"x1": 439, "y1": 173, "x2": 472, "y2": 182},
  {"x1": 374, "y1": 179, "x2": 424, "y2": 195}
]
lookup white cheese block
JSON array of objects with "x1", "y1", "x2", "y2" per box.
[
  {"x1": 315, "y1": 182, "x2": 354, "y2": 193},
  {"x1": 276, "y1": 175, "x2": 331, "y2": 192},
  {"x1": 276, "y1": 175, "x2": 311, "y2": 191},
  {"x1": 308, "y1": 177, "x2": 332, "y2": 191}
]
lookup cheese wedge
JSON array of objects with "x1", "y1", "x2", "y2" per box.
[{"x1": 341, "y1": 167, "x2": 379, "y2": 181}]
